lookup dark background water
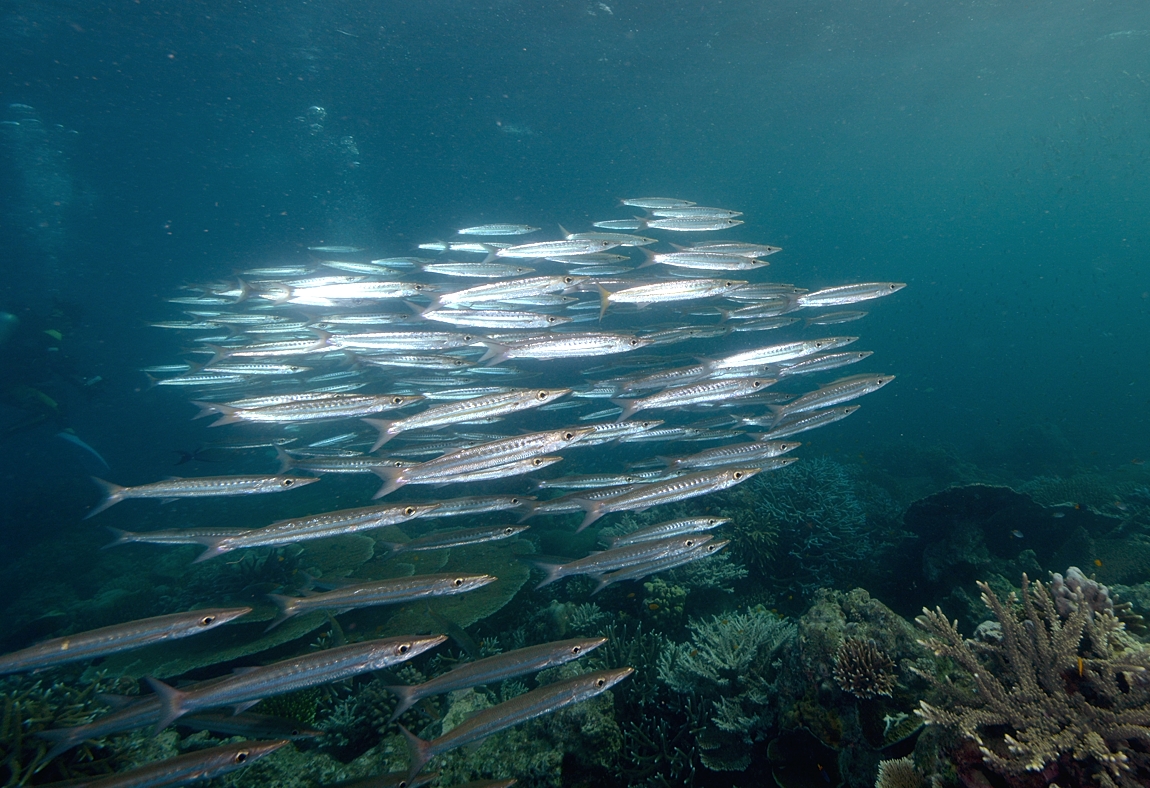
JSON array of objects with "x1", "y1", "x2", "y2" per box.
[{"x1": 1, "y1": 0, "x2": 1148, "y2": 535}]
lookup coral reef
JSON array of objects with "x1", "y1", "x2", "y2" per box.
[
  {"x1": 1019, "y1": 473, "x2": 1127, "y2": 512},
  {"x1": 833, "y1": 638, "x2": 896, "y2": 699},
  {"x1": 915, "y1": 573, "x2": 1150, "y2": 787},
  {"x1": 657, "y1": 606, "x2": 795, "y2": 770},
  {"x1": 719, "y1": 458, "x2": 907, "y2": 598}
]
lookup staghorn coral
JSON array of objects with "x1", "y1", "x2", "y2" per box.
[
  {"x1": 915, "y1": 573, "x2": 1150, "y2": 787},
  {"x1": 657, "y1": 607, "x2": 796, "y2": 771},
  {"x1": 834, "y1": 638, "x2": 896, "y2": 700}
]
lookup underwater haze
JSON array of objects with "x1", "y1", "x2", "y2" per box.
[{"x1": 2, "y1": 1, "x2": 1150, "y2": 788}]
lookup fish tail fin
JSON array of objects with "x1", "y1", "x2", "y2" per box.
[
  {"x1": 478, "y1": 341, "x2": 511, "y2": 365},
  {"x1": 205, "y1": 344, "x2": 233, "y2": 365},
  {"x1": 529, "y1": 560, "x2": 566, "y2": 590},
  {"x1": 610, "y1": 398, "x2": 638, "y2": 423},
  {"x1": 275, "y1": 446, "x2": 295, "y2": 474},
  {"x1": 399, "y1": 724, "x2": 433, "y2": 784},
  {"x1": 632, "y1": 216, "x2": 649, "y2": 228},
  {"x1": 191, "y1": 538, "x2": 233, "y2": 563},
  {"x1": 144, "y1": 372, "x2": 160, "y2": 390},
  {"x1": 386, "y1": 685, "x2": 418, "y2": 722},
  {"x1": 363, "y1": 417, "x2": 397, "y2": 451},
  {"x1": 596, "y1": 284, "x2": 613, "y2": 321},
  {"x1": 173, "y1": 449, "x2": 196, "y2": 465},
  {"x1": 144, "y1": 677, "x2": 188, "y2": 732},
  {"x1": 574, "y1": 498, "x2": 605, "y2": 532},
  {"x1": 101, "y1": 526, "x2": 134, "y2": 549},
  {"x1": 766, "y1": 404, "x2": 786, "y2": 425},
  {"x1": 370, "y1": 466, "x2": 405, "y2": 499},
  {"x1": 36, "y1": 729, "x2": 82, "y2": 761},
  {"x1": 402, "y1": 300, "x2": 429, "y2": 318},
  {"x1": 85, "y1": 478, "x2": 126, "y2": 519},
  {"x1": 202, "y1": 403, "x2": 242, "y2": 427},
  {"x1": 264, "y1": 594, "x2": 298, "y2": 632},
  {"x1": 637, "y1": 248, "x2": 658, "y2": 268},
  {"x1": 589, "y1": 574, "x2": 612, "y2": 596}
]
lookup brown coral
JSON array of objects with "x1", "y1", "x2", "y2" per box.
[
  {"x1": 833, "y1": 637, "x2": 896, "y2": 699},
  {"x1": 914, "y1": 574, "x2": 1150, "y2": 788}
]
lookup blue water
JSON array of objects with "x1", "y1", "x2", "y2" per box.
[{"x1": 1, "y1": 0, "x2": 1149, "y2": 784}]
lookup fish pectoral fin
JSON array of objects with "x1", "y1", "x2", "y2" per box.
[{"x1": 159, "y1": 498, "x2": 179, "y2": 505}]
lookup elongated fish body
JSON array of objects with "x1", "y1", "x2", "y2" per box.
[
  {"x1": 360, "y1": 354, "x2": 475, "y2": 371},
  {"x1": 421, "y1": 262, "x2": 535, "y2": 278},
  {"x1": 194, "y1": 503, "x2": 438, "y2": 560},
  {"x1": 770, "y1": 374, "x2": 895, "y2": 422},
  {"x1": 386, "y1": 637, "x2": 605, "y2": 720},
  {"x1": 266, "y1": 575, "x2": 495, "y2": 628},
  {"x1": 0, "y1": 607, "x2": 251, "y2": 674},
  {"x1": 777, "y1": 350, "x2": 873, "y2": 377},
  {"x1": 689, "y1": 241, "x2": 782, "y2": 257},
  {"x1": 278, "y1": 452, "x2": 405, "y2": 475},
  {"x1": 174, "y1": 710, "x2": 322, "y2": 740},
  {"x1": 576, "y1": 419, "x2": 664, "y2": 446},
  {"x1": 104, "y1": 526, "x2": 253, "y2": 549},
  {"x1": 435, "y1": 275, "x2": 585, "y2": 307},
  {"x1": 641, "y1": 250, "x2": 767, "y2": 271},
  {"x1": 330, "y1": 331, "x2": 477, "y2": 351},
  {"x1": 532, "y1": 535, "x2": 714, "y2": 588},
  {"x1": 82, "y1": 740, "x2": 289, "y2": 788},
  {"x1": 650, "y1": 206, "x2": 742, "y2": 218},
  {"x1": 546, "y1": 252, "x2": 631, "y2": 264},
  {"x1": 481, "y1": 332, "x2": 650, "y2": 364},
  {"x1": 620, "y1": 363, "x2": 710, "y2": 392},
  {"x1": 85, "y1": 475, "x2": 318, "y2": 518},
  {"x1": 755, "y1": 404, "x2": 862, "y2": 439},
  {"x1": 804, "y1": 310, "x2": 869, "y2": 326},
  {"x1": 713, "y1": 337, "x2": 859, "y2": 370},
  {"x1": 401, "y1": 667, "x2": 633, "y2": 780},
  {"x1": 150, "y1": 372, "x2": 249, "y2": 388},
  {"x1": 576, "y1": 468, "x2": 761, "y2": 530},
  {"x1": 592, "y1": 219, "x2": 646, "y2": 230},
  {"x1": 563, "y1": 231, "x2": 657, "y2": 246},
  {"x1": 418, "y1": 308, "x2": 571, "y2": 330},
  {"x1": 613, "y1": 377, "x2": 773, "y2": 421},
  {"x1": 609, "y1": 516, "x2": 730, "y2": 548},
  {"x1": 212, "y1": 336, "x2": 332, "y2": 359},
  {"x1": 147, "y1": 636, "x2": 446, "y2": 730},
  {"x1": 380, "y1": 524, "x2": 529, "y2": 554},
  {"x1": 375, "y1": 455, "x2": 561, "y2": 494},
  {"x1": 597, "y1": 278, "x2": 746, "y2": 318},
  {"x1": 204, "y1": 363, "x2": 311, "y2": 376},
  {"x1": 496, "y1": 239, "x2": 619, "y2": 258},
  {"x1": 591, "y1": 539, "x2": 730, "y2": 593},
  {"x1": 525, "y1": 484, "x2": 642, "y2": 517},
  {"x1": 534, "y1": 472, "x2": 664, "y2": 490},
  {"x1": 795, "y1": 282, "x2": 905, "y2": 307},
  {"x1": 641, "y1": 217, "x2": 743, "y2": 231},
  {"x1": 621, "y1": 197, "x2": 695, "y2": 208},
  {"x1": 366, "y1": 388, "x2": 570, "y2": 450},
  {"x1": 457, "y1": 224, "x2": 540, "y2": 236},
  {"x1": 665, "y1": 440, "x2": 801, "y2": 470},
  {"x1": 309, "y1": 245, "x2": 365, "y2": 252},
  {"x1": 408, "y1": 494, "x2": 535, "y2": 519},
  {"x1": 285, "y1": 281, "x2": 433, "y2": 306},
  {"x1": 193, "y1": 394, "x2": 423, "y2": 426}
]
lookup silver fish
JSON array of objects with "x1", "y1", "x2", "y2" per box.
[
  {"x1": 754, "y1": 404, "x2": 862, "y2": 439},
  {"x1": 386, "y1": 637, "x2": 605, "y2": 720},
  {"x1": 458, "y1": 224, "x2": 540, "y2": 236},
  {"x1": 82, "y1": 740, "x2": 289, "y2": 788},
  {"x1": 401, "y1": 668, "x2": 633, "y2": 780},
  {"x1": 591, "y1": 538, "x2": 730, "y2": 593},
  {"x1": 712, "y1": 337, "x2": 859, "y2": 370},
  {"x1": 608, "y1": 516, "x2": 730, "y2": 547},
  {"x1": 147, "y1": 636, "x2": 445, "y2": 730},
  {"x1": 0, "y1": 608, "x2": 252, "y2": 674},
  {"x1": 193, "y1": 394, "x2": 423, "y2": 426},
  {"x1": 379, "y1": 524, "x2": 529, "y2": 554},
  {"x1": 480, "y1": 332, "x2": 650, "y2": 365},
  {"x1": 663, "y1": 440, "x2": 801, "y2": 471},
  {"x1": 768, "y1": 374, "x2": 895, "y2": 422},
  {"x1": 575, "y1": 467, "x2": 761, "y2": 530},
  {"x1": 596, "y1": 278, "x2": 746, "y2": 318},
  {"x1": 267, "y1": 574, "x2": 496, "y2": 629},
  {"x1": 364, "y1": 388, "x2": 570, "y2": 450},
  {"x1": 421, "y1": 262, "x2": 536, "y2": 278},
  {"x1": 86, "y1": 475, "x2": 318, "y2": 518},
  {"x1": 613, "y1": 377, "x2": 773, "y2": 421},
  {"x1": 639, "y1": 216, "x2": 743, "y2": 231},
  {"x1": 532, "y1": 535, "x2": 715, "y2": 588},
  {"x1": 192, "y1": 502, "x2": 438, "y2": 561},
  {"x1": 794, "y1": 282, "x2": 906, "y2": 307},
  {"x1": 620, "y1": 197, "x2": 695, "y2": 208},
  {"x1": 496, "y1": 239, "x2": 619, "y2": 258}
]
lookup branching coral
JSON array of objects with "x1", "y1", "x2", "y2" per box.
[
  {"x1": 914, "y1": 574, "x2": 1150, "y2": 787},
  {"x1": 833, "y1": 637, "x2": 896, "y2": 699},
  {"x1": 657, "y1": 607, "x2": 796, "y2": 771}
]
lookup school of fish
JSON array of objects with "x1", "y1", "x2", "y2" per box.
[{"x1": 6, "y1": 197, "x2": 903, "y2": 788}]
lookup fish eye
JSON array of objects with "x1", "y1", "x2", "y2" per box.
[
  {"x1": 532, "y1": 458, "x2": 544, "y2": 466},
  {"x1": 414, "y1": 284, "x2": 426, "y2": 290},
  {"x1": 453, "y1": 578, "x2": 464, "y2": 587},
  {"x1": 290, "y1": 366, "x2": 300, "y2": 371},
  {"x1": 564, "y1": 276, "x2": 574, "y2": 284},
  {"x1": 200, "y1": 615, "x2": 217, "y2": 626},
  {"x1": 596, "y1": 678, "x2": 606, "y2": 687},
  {"x1": 548, "y1": 316, "x2": 557, "y2": 323},
  {"x1": 537, "y1": 390, "x2": 548, "y2": 399},
  {"x1": 503, "y1": 527, "x2": 514, "y2": 535},
  {"x1": 404, "y1": 506, "x2": 416, "y2": 516},
  {"x1": 234, "y1": 752, "x2": 249, "y2": 764},
  {"x1": 629, "y1": 339, "x2": 639, "y2": 346},
  {"x1": 686, "y1": 539, "x2": 696, "y2": 547},
  {"x1": 392, "y1": 396, "x2": 404, "y2": 404},
  {"x1": 398, "y1": 643, "x2": 410, "y2": 654},
  {"x1": 563, "y1": 431, "x2": 575, "y2": 439},
  {"x1": 733, "y1": 471, "x2": 744, "y2": 479},
  {"x1": 510, "y1": 497, "x2": 521, "y2": 504},
  {"x1": 753, "y1": 380, "x2": 762, "y2": 388},
  {"x1": 283, "y1": 478, "x2": 295, "y2": 486},
  {"x1": 291, "y1": 728, "x2": 300, "y2": 736},
  {"x1": 572, "y1": 645, "x2": 582, "y2": 654}
]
